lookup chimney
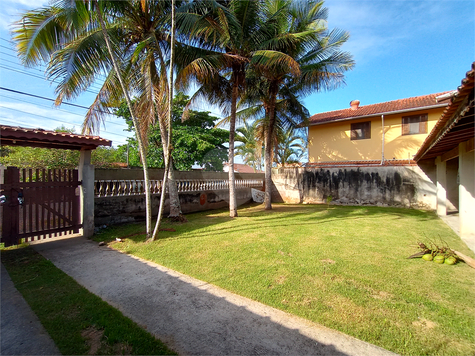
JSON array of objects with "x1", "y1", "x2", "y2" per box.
[{"x1": 350, "y1": 100, "x2": 360, "y2": 110}]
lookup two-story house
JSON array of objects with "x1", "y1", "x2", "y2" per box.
[{"x1": 307, "y1": 92, "x2": 453, "y2": 164}]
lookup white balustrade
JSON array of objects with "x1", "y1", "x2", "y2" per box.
[{"x1": 95, "y1": 178, "x2": 263, "y2": 197}]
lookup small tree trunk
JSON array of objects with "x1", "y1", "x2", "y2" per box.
[
  {"x1": 151, "y1": 0, "x2": 179, "y2": 241},
  {"x1": 264, "y1": 92, "x2": 277, "y2": 210},
  {"x1": 228, "y1": 81, "x2": 238, "y2": 218},
  {"x1": 96, "y1": 3, "x2": 152, "y2": 236},
  {"x1": 167, "y1": 158, "x2": 184, "y2": 220}
]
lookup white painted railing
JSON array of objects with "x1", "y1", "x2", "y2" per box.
[{"x1": 95, "y1": 179, "x2": 264, "y2": 197}]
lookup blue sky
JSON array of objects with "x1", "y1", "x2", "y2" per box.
[{"x1": 0, "y1": 0, "x2": 474, "y2": 149}]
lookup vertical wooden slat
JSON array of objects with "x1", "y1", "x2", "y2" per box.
[
  {"x1": 53, "y1": 169, "x2": 58, "y2": 236},
  {"x1": 44, "y1": 169, "x2": 49, "y2": 239},
  {"x1": 58, "y1": 169, "x2": 63, "y2": 234},
  {"x1": 21, "y1": 169, "x2": 27, "y2": 240},
  {"x1": 70, "y1": 169, "x2": 74, "y2": 234},
  {"x1": 72, "y1": 170, "x2": 80, "y2": 233},
  {"x1": 35, "y1": 169, "x2": 40, "y2": 238},
  {"x1": 28, "y1": 169, "x2": 34, "y2": 239}
]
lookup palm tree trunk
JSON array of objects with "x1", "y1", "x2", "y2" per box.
[
  {"x1": 156, "y1": 113, "x2": 183, "y2": 219},
  {"x1": 264, "y1": 89, "x2": 278, "y2": 210},
  {"x1": 152, "y1": 0, "x2": 181, "y2": 241},
  {"x1": 166, "y1": 159, "x2": 183, "y2": 219},
  {"x1": 228, "y1": 81, "x2": 238, "y2": 218},
  {"x1": 264, "y1": 114, "x2": 274, "y2": 210},
  {"x1": 96, "y1": 2, "x2": 152, "y2": 237}
]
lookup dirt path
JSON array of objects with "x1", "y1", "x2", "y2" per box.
[{"x1": 31, "y1": 235, "x2": 397, "y2": 356}]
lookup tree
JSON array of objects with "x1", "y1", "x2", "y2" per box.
[
  {"x1": 0, "y1": 127, "x2": 125, "y2": 169},
  {"x1": 249, "y1": 0, "x2": 354, "y2": 209},
  {"x1": 235, "y1": 121, "x2": 263, "y2": 172},
  {"x1": 177, "y1": 0, "x2": 299, "y2": 217},
  {"x1": 274, "y1": 127, "x2": 307, "y2": 167},
  {"x1": 13, "y1": 0, "x2": 188, "y2": 233},
  {"x1": 117, "y1": 93, "x2": 229, "y2": 171}
]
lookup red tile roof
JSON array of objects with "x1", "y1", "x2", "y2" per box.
[
  {"x1": 224, "y1": 163, "x2": 262, "y2": 173},
  {"x1": 308, "y1": 92, "x2": 452, "y2": 125},
  {"x1": 0, "y1": 125, "x2": 112, "y2": 150},
  {"x1": 415, "y1": 62, "x2": 475, "y2": 161},
  {"x1": 305, "y1": 159, "x2": 417, "y2": 168}
]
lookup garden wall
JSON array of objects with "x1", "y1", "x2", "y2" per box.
[
  {"x1": 94, "y1": 168, "x2": 264, "y2": 226},
  {"x1": 271, "y1": 161, "x2": 438, "y2": 209}
]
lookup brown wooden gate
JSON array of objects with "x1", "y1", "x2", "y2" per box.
[{"x1": 1, "y1": 167, "x2": 81, "y2": 247}]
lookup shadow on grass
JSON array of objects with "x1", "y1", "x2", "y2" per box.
[
  {"x1": 94, "y1": 203, "x2": 444, "y2": 246},
  {"x1": 25, "y1": 235, "x2": 369, "y2": 356}
]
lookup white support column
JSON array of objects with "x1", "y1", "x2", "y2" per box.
[
  {"x1": 459, "y1": 141, "x2": 475, "y2": 248},
  {"x1": 79, "y1": 149, "x2": 95, "y2": 238},
  {"x1": 435, "y1": 156, "x2": 447, "y2": 216}
]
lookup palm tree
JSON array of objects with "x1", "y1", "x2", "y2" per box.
[
  {"x1": 235, "y1": 121, "x2": 263, "y2": 172},
  {"x1": 13, "y1": 0, "x2": 186, "y2": 234},
  {"x1": 177, "y1": 0, "x2": 299, "y2": 217},
  {"x1": 251, "y1": 0, "x2": 354, "y2": 209},
  {"x1": 274, "y1": 127, "x2": 306, "y2": 167}
]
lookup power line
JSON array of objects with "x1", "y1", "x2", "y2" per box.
[
  {"x1": 0, "y1": 87, "x2": 121, "y2": 118},
  {"x1": 0, "y1": 64, "x2": 104, "y2": 96},
  {"x1": 0, "y1": 93, "x2": 129, "y2": 129},
  {"x1": 0, "y1": 37, "x2": 108, "y2": 81},
  {"x1": 0, "y1": 105, "x2": 131, "y2": 139},
  {"x1": 0, "y1": 57, "x2": 105, "y2": 92}
]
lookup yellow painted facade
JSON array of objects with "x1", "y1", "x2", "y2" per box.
[{"x1": 308, "y1": 107, "x2": 445, "y2": 162}]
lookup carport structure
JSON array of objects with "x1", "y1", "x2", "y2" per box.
[
  {"x1": 0, "y1": 125, "x2": 111, "y2": 246},
  {"x1": 415, "y1": 62, "x2": 475, "y2": 249}
]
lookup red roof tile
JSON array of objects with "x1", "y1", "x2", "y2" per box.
[
  {"x1": 305, "y1": 159, "x2": 417, "y2": 168},
  {"x1": 0, "y1": 125, "x2": 111, "y2": 150},
  {"x1": 308, "y1": 92, "x2": 452, "y2": 125},
  {"x1": 415, "y1": 62, "x2": 475, "y2": 161}
]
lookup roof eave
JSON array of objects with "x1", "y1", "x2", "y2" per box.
[{"x1": 308, "y1": 103, "x2": 448, "y2": 127}]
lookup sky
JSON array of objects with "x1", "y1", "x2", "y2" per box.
[{"x1": 0, "y1": 0, "x2": 474, "y2": 149}]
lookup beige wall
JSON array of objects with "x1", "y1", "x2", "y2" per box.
[{"x1": 308, "y1": 108, "x2": 445, "y2": 162}]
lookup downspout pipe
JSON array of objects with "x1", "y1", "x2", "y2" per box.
[{"x1": 381, "y1": 115, "x2": 385, "y2": 165}]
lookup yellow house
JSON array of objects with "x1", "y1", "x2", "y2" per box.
[{"x1": 307, "y1": 92, "x2": 453, "y2": 164}]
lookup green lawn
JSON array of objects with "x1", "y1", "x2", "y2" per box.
[
  {"x1": 94, "y1": 203, "x2": 475, "y2": 356},
  {"x1": 1, "y1": 246, "x2": 176, "y2": 355}
]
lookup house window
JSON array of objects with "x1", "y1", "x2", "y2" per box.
[
  {"x1": 351, "y1": 121, "x2": 371, "y2": 140},
  {"x1": 402, "y1": 114, "x2": 428, "y2": 135}
]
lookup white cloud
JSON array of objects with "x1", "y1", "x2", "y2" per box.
[
  {"x1": 0, "y1": 0, "x2": 49, "y2": 31},
  {"x1": 324, "y1": 0, "x2": 474, "y2": 64}
]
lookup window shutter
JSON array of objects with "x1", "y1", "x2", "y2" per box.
[
  {"x1": 420, "y1": 114, "x2": 428, "y2": 134},
  {"x1": 402, "y1": 117, "x2": 409, "y2": 135}
]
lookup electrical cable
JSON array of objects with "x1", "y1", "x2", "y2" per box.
[
  {"x1": 0, "y1": 93, "x2": 129, "y2": 129},
  {"x1": 0, "y1": 105, "x2": 131, "y2": 140}
]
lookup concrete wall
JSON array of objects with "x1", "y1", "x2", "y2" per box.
[
  {"x1": 272, "y1": 162, "x2": 437, "y2": 209},
  {"x1": 95, "y1": 188, "x2": 253, "y2": 226},
  {"x1": 308, "y1": 107, "x2": 445, "y2": 163},
  {"x1": 446, "y1": 157, "x2": 459, "y2": 211},
  {"x1": 94, "y1": 168, "x2": 264, "y2": 226}
]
